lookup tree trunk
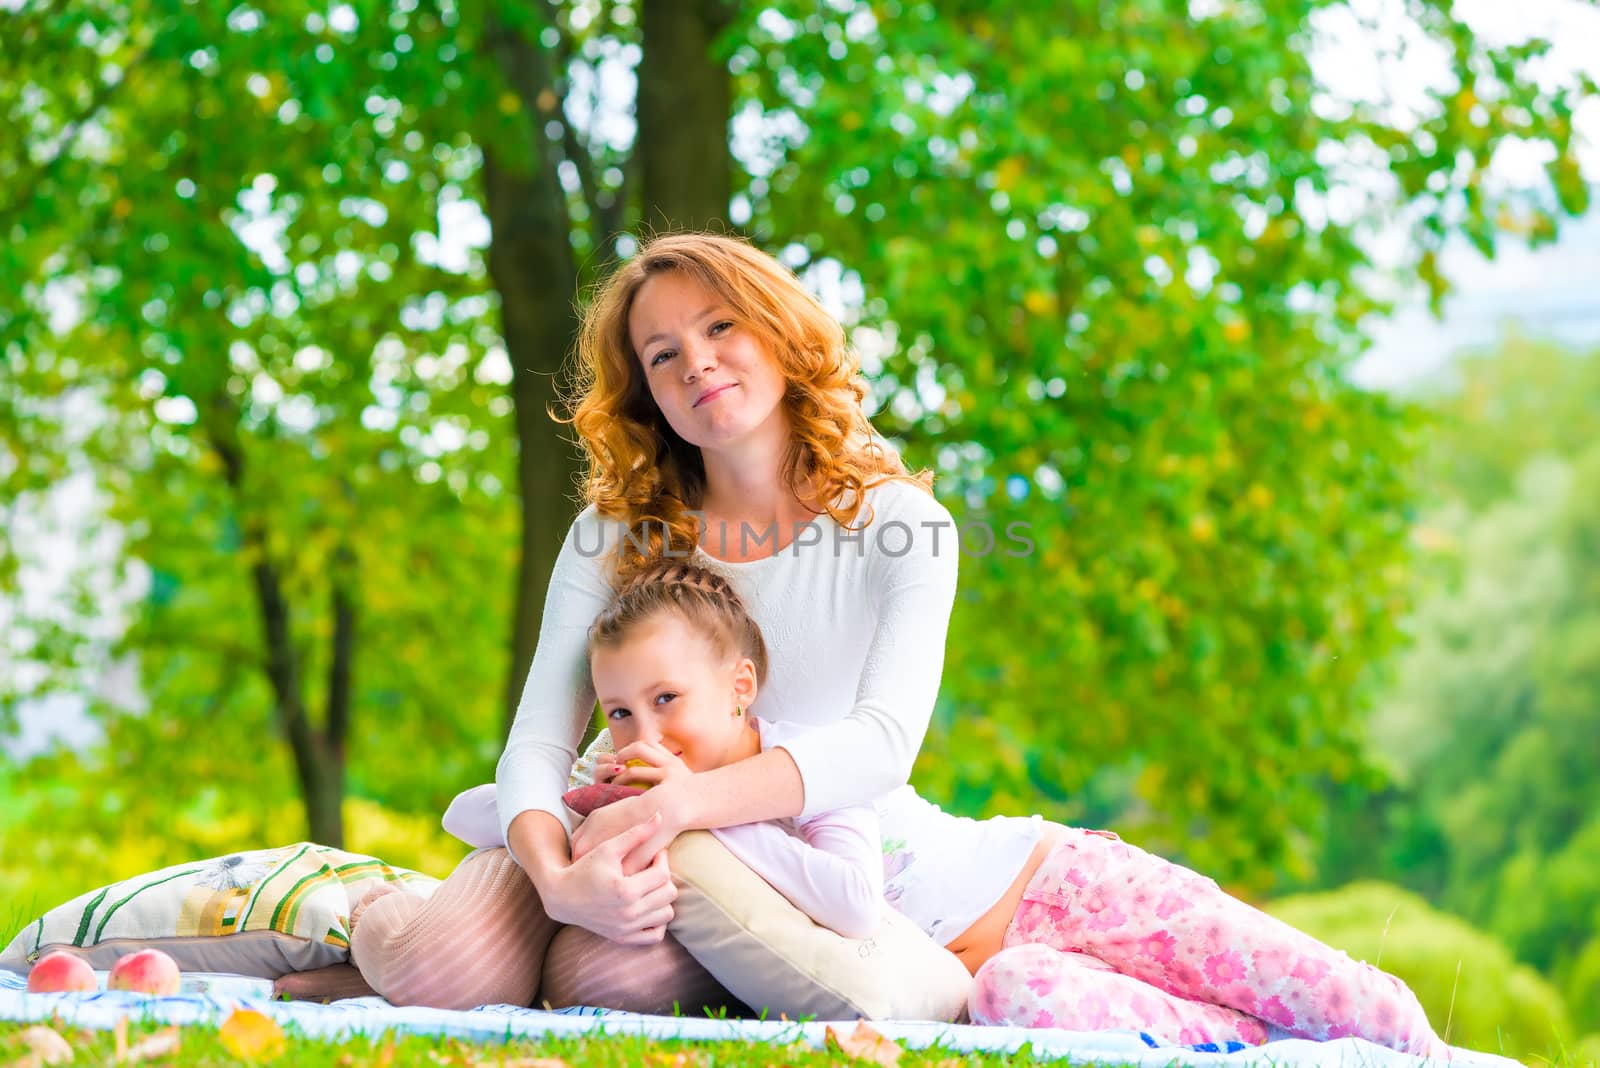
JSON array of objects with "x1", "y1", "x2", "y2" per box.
[
  {"x1": 490, "y1": 0, "x2": 737, "y2": 738},
  {"x1": 206, "y1": 400, "x2": 349, "y2": 846},
  {"x1": 637, "y1": 0, "x2": 737, "y2": 230},
  {"x1": 482, "y1": 14, "x2": 586, "y2": 737}
]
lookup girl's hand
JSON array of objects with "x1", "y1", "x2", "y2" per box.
[
  {"x1": 536, "y1": 814, "x2": 677, "y2": 944},
  {"x1": 610, "y1": 741, "x2": 693, "y2": 788},
  {"x1": 570, "y1": 783, "x2": 693, "y2": 869}
]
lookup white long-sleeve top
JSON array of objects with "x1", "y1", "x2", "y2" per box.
[
  {"x1": 446, "y1": 719, "x2": 885, "y2": 939},
  {"x1": 493, "y1": 477, "x2": 962, "y2": 843}
]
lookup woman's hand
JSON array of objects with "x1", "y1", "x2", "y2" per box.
[
  {"x1": 570, "y1": 782, "x2": 694, "y2": 868},
  {"x1": 533, "y1": 814, "x2": 678, "y2": 944},
  {"x1": 607, "y1": 741, "x2": 693, "y2": 788}
]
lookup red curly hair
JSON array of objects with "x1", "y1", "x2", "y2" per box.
[{"x1": 557, "y1": 230, "x2": 933, "y2": 587}]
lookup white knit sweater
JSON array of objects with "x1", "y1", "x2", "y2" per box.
[{"x1": 494, "y1": 477, "x2": 962, "y2": 841}]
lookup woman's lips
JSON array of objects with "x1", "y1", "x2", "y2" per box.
[{"x1": 695, "y1": 383, "x2": 737, "y2": 407}]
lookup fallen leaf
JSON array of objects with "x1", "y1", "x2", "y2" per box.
[
  {"x1": 16, "y1": 1027, "x2": 73, "y2": 1066},
  {"x1": 219, "y1": 1008, "x2": 287, "y2": 1060},
  {"x1": 645, "y1": 1055, "x2": 699, "y2": 1068},
  {"x1": 118, "y1": 1026, "x2": 180, "y2": 1063},
  {"x1": 496, "y1": 1060, "x2": 573, "y2": 1068},
  {"x1": 113, "y1": 1016, "x2": 128, "y2": 1062},
  {"x1": 825, "y1": 1021, "x2": 902, "y2": 1068},
  {"x1": 375, "y1": 1042, "x2": 396, "y2": 1068}
]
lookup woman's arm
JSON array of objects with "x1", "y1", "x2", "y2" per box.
[
  {"x1": 507, "y1": 808, "x2": 678, "y2": 944},
  {"x1": 572, "y1": 747, "x2": 805, "y2": 865},
  {"x1": 775, "y1": 486, "x2": 961, "y2": 816},
  {"x1": 495, "y1": 509, "x2": 615, "y2": 843},
  {"x1": 491, "y1": 510, "x2": 681, "y2": 941}
]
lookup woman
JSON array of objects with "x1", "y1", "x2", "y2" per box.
[{"x1": 299, "y1": 230, "x2": 964, "y2": 1012}]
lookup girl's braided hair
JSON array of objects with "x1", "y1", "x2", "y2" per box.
[{"x1": 588, "y1": 558, "x2": 769, "y2": 685}]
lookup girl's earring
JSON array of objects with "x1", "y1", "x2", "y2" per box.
[{"x1": 733, "y1": 704, "x2": 743, "y2": 718}]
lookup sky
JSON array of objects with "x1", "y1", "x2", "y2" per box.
[{"x1": 3, "y1": 0, "x2": 1598, "y2": 759}]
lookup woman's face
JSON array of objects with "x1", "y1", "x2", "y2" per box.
[
  {"x1": 628, "y1": 270, "x2": 790, "y2": 455},
  {"x1": 593, "y1": 613, "x2": 757, "y2": 773}
]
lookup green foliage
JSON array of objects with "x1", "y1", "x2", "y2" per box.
[
  {"x1": 1268, "y1": 881, "x2": 1574, "y2": 1060},
  {"x1": 1, "y1": 0, "x2": 524, "y2": 838},
  {"x1": 736, "y1": 2, "x2": 1589, "y2": 884},
  {"x1": 1320, "y1": 339, "x2": 1600, "y2": 1033},
  {"x1": 2, "y1": 0, "x2": 1592, "y2": 890}
]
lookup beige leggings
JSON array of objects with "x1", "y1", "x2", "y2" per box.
[{"x1": 274, "y1": 847, "x2": 743, "y2": 1015}]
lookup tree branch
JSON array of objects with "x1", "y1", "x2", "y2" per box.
[{"x1": 201, "y1": 397, "x2": 320, "y2": 788}]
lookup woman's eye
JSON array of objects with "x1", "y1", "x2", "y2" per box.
[
  {"x1": 710, "y1": 321, "x2": 732, "y2": 335},
  {"x1": 650, "y1": 349, "x2": 674, "y2": 367}
]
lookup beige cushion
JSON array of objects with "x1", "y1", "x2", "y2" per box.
[
  {"x1": 667, "y1": 829, "x2": 972, "y2": 1022},
  {"x1": 0, "y1": 842, "x2": 438, "y2": 978}
]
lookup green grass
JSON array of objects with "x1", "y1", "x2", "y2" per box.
[
  {"x1": 0, "y1": 1016, "x2": 1066, "y2": 1067},
  {"x1": 0, "y1": 1017, "x2": 1591, "y2": 1068}
]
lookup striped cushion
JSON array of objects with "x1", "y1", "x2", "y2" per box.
[{"x1": 0, "y1": 843, "x2": 438, "y2": 978}]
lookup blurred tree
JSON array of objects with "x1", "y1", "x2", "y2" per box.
[
  {"x1": 729, "y1": 3, "x2": 1591, "y2": 880},
  {"x1": 1329, "y1": 339, "x2": 1600, "y2": 1029},
  {"x1": 0, "y1": 0, "x2": 737, "y2": 844},
  {"x1": 1, "y1": 0, "x2": 1591, "y2": 878}
]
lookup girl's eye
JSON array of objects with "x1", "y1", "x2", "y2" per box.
[
  {"x1": 655, "y1": 692, "x2": 677, "y2": 705},
  {"x1": 650, "y1": 349, "x2": 674, "y2": 367},
  {"x1": 710, "y1": 321, "x2": 732, "y2": 335},
  {"x1": 606, "y1": 707, "x2": 631, "y2": 721}
]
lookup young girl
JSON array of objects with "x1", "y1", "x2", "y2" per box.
[
  {"x1": 436, "y1": 559, "x2": 886, "y2": 941},
  {"x1": 441, "y1": 560, "x2": 1448, "y2": 1058}
]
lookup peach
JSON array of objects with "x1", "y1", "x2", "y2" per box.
[
  {"x1": 108, "y1": 948, "x2": 181, "y2": 995},
  {"x1": 26, "y1": 951, "x2": 98, "y2": 993}
]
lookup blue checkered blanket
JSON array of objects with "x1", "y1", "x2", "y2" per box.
[{"x1": 0, "y1": 969, "x2": 1512, "y2": 1067}]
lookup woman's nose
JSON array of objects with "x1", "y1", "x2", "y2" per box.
[{"x1": 681, "y1": 336, "x2": 716, "y2": 382}]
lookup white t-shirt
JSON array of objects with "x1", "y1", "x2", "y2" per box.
[{"x1": 875, "y1": 787, "x2": 1042, "y2": 944}]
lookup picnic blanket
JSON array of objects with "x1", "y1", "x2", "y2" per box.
[{"x1": 0, "y1": 970, "x2": 1514, "y2": 1067}]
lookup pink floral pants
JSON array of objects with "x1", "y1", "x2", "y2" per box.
[{"x1": 969, "y1": 828, "x2": 1448, "y2": 1058}]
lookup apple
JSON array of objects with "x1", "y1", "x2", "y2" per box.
[
  {"x1": 26, "y1": 951, "x2": 98, "y2": 993},
  {"x1": 107, "y1": 948, "x2": 181, "y2": 995}
]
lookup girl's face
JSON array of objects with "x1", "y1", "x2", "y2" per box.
[
  {"x1": 628, "y1": 270, "x2": 791, "y2": 456},
  {"x1": 592, "y1": 612, "x2": 758, "y2": 773}
]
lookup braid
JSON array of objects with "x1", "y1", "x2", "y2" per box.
[
  {"x1": 590, "y1": 558, "x2": 769, "y2": 685},
  {"x1": 621, "y1": 559, "x2": 740, "y2": 603}
]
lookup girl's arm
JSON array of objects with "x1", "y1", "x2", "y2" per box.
[
  {"x1": 710, "y1": 805, "x2": 883, "y2": 939},
  {"x1": 496, "y1": 509, "x2": 615, "y2": 844}
]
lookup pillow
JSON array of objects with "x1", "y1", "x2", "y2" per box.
[
  {"x1": 0, "y1": 843, "x2": 438, "y2": 979},
  {"x1": 666, "y1": 829, "x2": 973, "y2": 1022}
]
